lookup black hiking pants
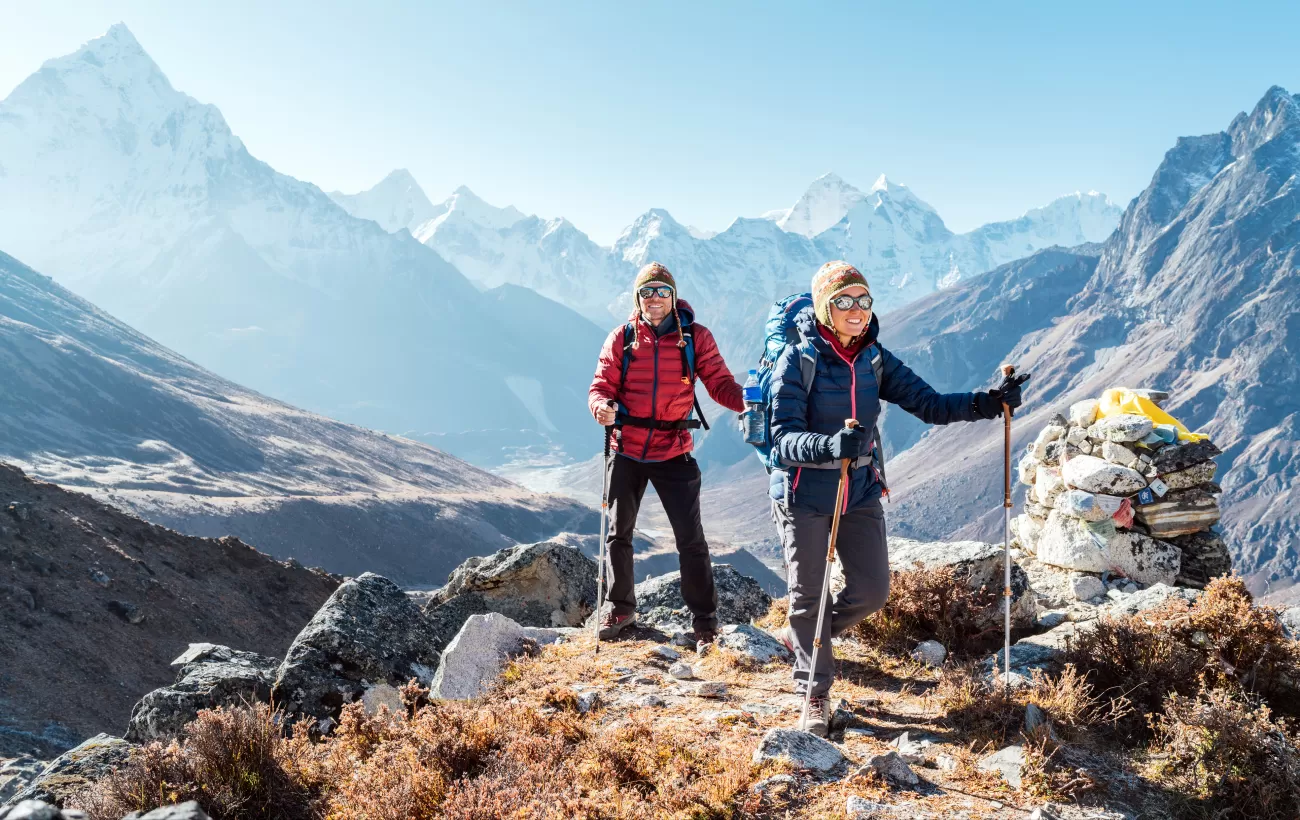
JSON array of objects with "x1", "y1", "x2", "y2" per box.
[{"x1": 604, "y1": 452, "x2": 719, "y2": 631}]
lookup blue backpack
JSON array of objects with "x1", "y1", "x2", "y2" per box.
[{"x1": 747, "y1": 293, "x2": 889, "y2": 493}]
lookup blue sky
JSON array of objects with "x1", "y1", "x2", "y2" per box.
[{"x1": 1, "y1": 0, "x2": 1297, "y2": 244}]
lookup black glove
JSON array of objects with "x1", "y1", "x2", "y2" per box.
[
  {"x1": 975, "y1": 371, "x2": 1031, "y2": 419},
  {"x1": 824, "y1": 425, "x2": 866, "y2": 460}
]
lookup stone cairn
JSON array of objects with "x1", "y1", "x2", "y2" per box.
[{"x1": 1012, "y1": 388, "x2": 1232, "y2": 596}]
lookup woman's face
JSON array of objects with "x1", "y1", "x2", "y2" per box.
[{"x1": 829, "y1": 285, "x2": 871, "y2": 338}]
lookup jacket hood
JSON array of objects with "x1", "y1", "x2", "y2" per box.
[
  {"x1": 628, "y1": 297, "x2": 696, "y2": 328},
  {"x1": 794, "y1": 303, "x2": 879, "y2": 350}
]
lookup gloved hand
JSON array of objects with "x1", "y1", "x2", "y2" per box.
[
  {"x1": 975, "y1": 371, "x2": 1030, "y2": 419},
  {"x1": 824, "y1": 425, "x2": 866, "y2": 460}
]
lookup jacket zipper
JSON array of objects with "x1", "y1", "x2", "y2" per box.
[
  {"x1": 830, "y1": 344, "x2": 859, "y2": 514},
  {"x1": 640, "y1": 328, "x2": 660, "y2": 461}
]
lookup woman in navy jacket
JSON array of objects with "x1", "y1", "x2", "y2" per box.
[{"x1": 770, "y1": 261, "x2": 1023, "y2": 736}]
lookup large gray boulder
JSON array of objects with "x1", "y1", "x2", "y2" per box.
[
  {"x1": 430, "y1": 612, "x2": 566, "y2": 700},
  {"x1": 7, "y1": 735, "x2": 130, "y2": 807},
  {"x1": 883, "y1": 537, "x2": 1036, "y2": 629},
  {"x1": 126, "y1": 646, "x2": 279, "y2": 742},
  {"x1": 272, "y1": 573, "x2": 444, "y2": 721},
  {"x1": 426, "y1": 541, "x2": 596, "y2": 628},
  {"x1": 633, "y1": 565, "x2": 771, "y2": 631}
]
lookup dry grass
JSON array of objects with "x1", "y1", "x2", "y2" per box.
[
  {"x1": 75, "y1": 685, "x2": 762, "y2": 819},
  {"x1": 846, "y1": 563, "x2": 1001, "y2": 657},
  {"x1": 1147, "y1": 689, "x2": 1300, "y2": 820},
  {"x1": 1063, "y1": 576, "x2": 1300, "y2": 740},
  {"x1": 74, "y1": 702, "x2": 317, "y2": 820}
]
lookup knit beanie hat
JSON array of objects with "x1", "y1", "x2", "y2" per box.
[
  {"x1": 811, "y1": 260, "x2": 870, "y2": 327},
  {"x1": 633, "y1": 262, "x2": 677, "y2": 302},
  {"x1": 631, "y1": 261, "x2": 684, "y2": 348}
]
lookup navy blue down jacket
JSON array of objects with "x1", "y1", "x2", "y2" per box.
[{"x1": 769, "y1": 306, "x2": 984, "y2": 515}]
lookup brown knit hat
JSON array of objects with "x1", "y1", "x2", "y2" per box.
[
  {"x1": 634, "y1": 262, "x2": 677, "y2": 300},
  {"x1": 811, "y1": 260, "x2": 870, "y2": 327},
  {"x1": 631, "y1": 261, "x2": 684, "y2": 348}
]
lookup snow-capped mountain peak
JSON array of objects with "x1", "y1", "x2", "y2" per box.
[
  {"x1": 775, "y1": 172, "x2": 869, "y2": 237},
  {"x1": 327, "y1": 168, "x2": 436, "y2": 234}
]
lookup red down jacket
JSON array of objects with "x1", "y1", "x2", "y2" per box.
[{"x1": 589, "y1": 299, "x2": 744, "y2": 462}]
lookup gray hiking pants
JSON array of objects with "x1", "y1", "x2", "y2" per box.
[{"x1": 773, "y1": 498, "x2": 890, "y2": 697}]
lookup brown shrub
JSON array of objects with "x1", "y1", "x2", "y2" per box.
[
  {"x1": 78, "y1": 685, "x2": 760, "y2": 819},
  {"x1": 754, "y1": 596, "x2": 789, "y2": 631},
  {"x1": 75, "y1": 702, "x2": 319, "y2": 820},
  {"x1": 846, "y1": 562, "x2": 1000, "y2": 656},
  {"x1": 1148, "y1": 689, "x2": 1300, "y2": 820},
  {"x1": 1063, "y1": 576, "x2": 1300, "y2": 739}
]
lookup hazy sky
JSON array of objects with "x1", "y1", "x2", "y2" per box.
[{"x1": 2, "y1": 0, "x2": 1297, "y2": 244}]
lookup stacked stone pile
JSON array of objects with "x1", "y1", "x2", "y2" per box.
[{"x1": 1012, "y1": 389, "x2": 1232, "y2": 593}]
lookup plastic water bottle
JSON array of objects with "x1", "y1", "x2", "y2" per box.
[{"x1": 742, "y1": 370, "x2": 765, "y2": 444}]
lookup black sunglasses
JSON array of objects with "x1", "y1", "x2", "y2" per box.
[
  {"x1": 830, "y1": 294, "x2": 873, "y2": 311},
  {"x1": 638, "y1": 286, "x2": 674, "y2": 299}
]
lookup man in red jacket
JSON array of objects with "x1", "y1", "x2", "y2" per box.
[{"x1": 589, "y1": 262, "x2": 745, "y2": 642}]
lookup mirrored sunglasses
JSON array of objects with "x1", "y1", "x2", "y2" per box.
[
  {"x1": 830, "y1": 294, "x2": 873, "y2": 311},
  {"x1": 638, "y1": 286, "x2": 674, "y2": 299}
]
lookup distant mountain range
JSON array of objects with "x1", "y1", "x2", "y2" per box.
[
  {"x1": 0, "y1": 248, "x2": 593, "y2": 586},
  {"x1": 335, "y1": 168, "x2": 1121, "y2": 367},
  {"x1": 0, "y1": 25, "x2": 604, "y2": 462},
  {"x1": 693, "y1": 87, "x2": 1300, "y2": 598}
]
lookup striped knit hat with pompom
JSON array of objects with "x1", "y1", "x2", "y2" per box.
[{"x1": 811, "y1": 260, "x2": 870, "y2": 327}]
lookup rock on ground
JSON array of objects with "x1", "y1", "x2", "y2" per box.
[
  {"x1": 431, "y1": 612, "x2": 563, "y2": 700},
  {"x1": 7, "y1": 734, "x2": 130, "y2": 807},
  {"x1": 122, "y1": 803, "x2": 213, "y2": 820},
  {"x1": 426, "y1": 541, "x2": 596, "y2": 628},
  {"x1": 862, "y1": 751, "x2": 919, "y2": 786},
  {"x1": 717, "y1": 624, "x2": 792, "y2": 665},
  {"x1": 977, "y1": 744, "x2": 1025, "y2": 788},
  {"x1": 634, "y1": 565, "x2": 771, "y2": 631},
  {"x1": 126, "y1": 646, "x2": 279, "y2": 742},
  {"x1": 752, "y1": 729, "x2": 846, "y2": 774},
  {"x1": 272, "y1": 573, "x2": 445, "y2": 721},
  {"x1": 910, "y1": 640, "x2": 946, "y2": 668},
  {"x1": 1100, "y1": 583, "x2": 1201, "y2": 619}
]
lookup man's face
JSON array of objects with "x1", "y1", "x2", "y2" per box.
[{"x1": 638, "y1": 285, "x2": 673, "y2": 325}]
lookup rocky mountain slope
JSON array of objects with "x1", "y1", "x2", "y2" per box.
[
  {"x1": 0, "y1": 25, "x2": 603, "y2": 460},
  {"x1": 879, "y1": 86, "x2": 1300, "y2": 596},
  {"x1": 0, "y1": 463, "x2": 339, "y2": 751},
  {"x1": 0, "y1": 249, "x2": 594, "y2": 586}
]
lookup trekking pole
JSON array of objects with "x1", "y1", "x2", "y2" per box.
[
  {"x1": 800, "y1": 418, "x2": 859, "y2": 732},
  {"x1": 594, "y1": 403, "x2": 614, "y2": 654},
  {"x1": 1000, "y1": 365, "x2": 1016, "y2": 694}
]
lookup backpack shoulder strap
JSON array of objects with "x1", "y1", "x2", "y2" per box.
[
  {"x1": 868, "y1": 342, "x2": 883, "y2": 390},
  {"x1": 619, "y1": 322, "x2": 636, "y2": 388}
]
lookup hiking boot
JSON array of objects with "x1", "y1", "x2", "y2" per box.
[
  {"x1": 798, "y1": 695, "x2": 831, "y2": 737},
  {"x1": 598, "y1": 611, "x2": 637, "y2": 640}
]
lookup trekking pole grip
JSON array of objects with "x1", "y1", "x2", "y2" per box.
[{"x1": 1000, "y1": 366, "x2": 1015, "y2": 507}]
